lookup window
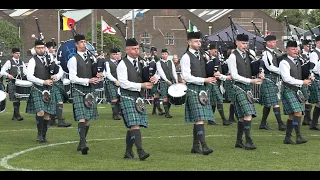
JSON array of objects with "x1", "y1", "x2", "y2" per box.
[
  {"x1": 141, "y1": 32, "x2": 151, "y2": 45},
  {"x1": 165, "y1": 32, "x2": 174, "y2": 45}
]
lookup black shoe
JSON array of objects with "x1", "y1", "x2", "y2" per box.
[
  {"x1": 81, "y1": 146, "x2": 89, "y2": 155},
  {"x1": 49, "y1": 120, "x2": 57, "y2": 126},
  {"x1": 310, "y1": 126, "x2": 320, "y2": 131},
  {"x1": 57, "y1": 121, "x2": 72, "y2": 127},
  {"x1": 123, "y1": 151, "x2": 135, "y2": 159},
  {"x1": 222, "y1": 120, "x2": 232, "y2": 126},
  {"x1": 152, "y1": 111, "x2": 157, "y2": 115},
  {"x1": 278, "y1": 124, "x2": 286, "y2": 131},
  {"x1": 12, "y1": 116, "x2": 24, "y2": 121},
  {"x1": 165, "y1": 114, "x2": 172, "y2": 118},
  {"x1": 244, "y1": 142, "x2": 257, "y2": 150},
  {"x1": 158, "y1": 111, "x2": 165, "y2": 116},
  {"x1": 283, "y1": 137, "x2": 296, "y2": 144},
  {"x1": 202, "y1": 146, "x2": 213, "y2": 155},
  {"x1": 296, "y1": 136, "x2": 308, "y2": 144},
  {"x1": 259, "y1": 124, "x2": 273, "y2": 130},
  {"x1": 138, "y1": 149, "x2": 150, "y2": 161},
  {"x1": 208, "y1": 120, "x2": 218, "y2": 125},
  {"x1": 113, "y1": 115, "x2": 121, "y2": 120},
  {"x1": 235, "y1": 141, "x2": 245, "y2": 148},
  {"x1": 36, "y1": 134, "x2": 45, "y2": 142}
]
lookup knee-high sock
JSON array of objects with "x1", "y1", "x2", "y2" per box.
[
  {"x1": 273, "y1": 107, "x2": 283, "y2": 124},
  {"x1": 78, "y1": 122, "x2": 87, "y2": 147},
  {"x1": 111, "y1": 102, "x2": 118, "y2": 116},
  {"x1": 217, "y1": 103, "x2": 227, "y2": 121},
  {"x1": 195, "y1": 124, "x2": 207, "y2": 147},
  {"x1": 304, "y1": 104, "x2": 312, "y2": 121},
  {"x1": 243, "y1": 120, "x2": 253, "y2": 143},
  {"x1": 285, "y1": 119, "x2": 293, "y2": 138},
  {"x1": 36, "y1": 115, "x2": 44, "y2": 135},
  {"x1": 13, "y1": 101, "x2": 20, "y2": 117},
  {"x1": 42, "y1": 120, "x2": 49, "y2": 138},
  {"x1": 126, "y1": 130, "x2": 134, "y2": 152},
  {"x1": 212, "y1": 105, "x2": 216, "y2": 115},
  {"x1": 153, "y1": 98, "x2": 158, "y2": 112},
  {"x1": 260, "y1": 106, "x2": 271, "y2": 124},
  {"x1": 193, "y1": 124, "x2": 200, "y2": 145},
  {"x1": 85, "y1": 126, "x2": 90, "y2": 138},
  {"x1": 163, "y1": 102, "x2": 170, "y2": 114},
  {"x1": 292, "y1": 116, "x2": 302, "y2": 136},
  {"x1": 130, "y1": 129, "x2": 143, "y2": 150},
  {"x1": 56, "y1": 104, "x2": 64, "y2": 120},
  {"x1": 229, "y1": 103, "x2": 235, "y2": 120},
  {"x1": 311, "y1": 106, "x2": 320, "y2": 127},
  {"x1": 236, "y1": 121, "x2": 244, "y2": 142}
]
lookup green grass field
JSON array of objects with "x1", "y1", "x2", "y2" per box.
[{"x1": 0, "y1": 101, "x2": 320, "y2": 171}]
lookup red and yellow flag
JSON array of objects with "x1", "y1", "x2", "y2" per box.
[{"x1": 60, "y1": 16, "x2": 76, "y2": 31}]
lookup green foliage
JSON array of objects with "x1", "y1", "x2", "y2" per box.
[
  {"x1": 306, "y1": 9, "x2": 320, "y2": 28},
  {"x1": 276, "y1": 9, "x2": 305, "y2": 28},
  {"x1": 86, "y1": 20, "x2": 123, "y2": 55},
  {"x1": 0, "y1": 20, "x2": 23, "y2": 56},
  {"x1": 260, "y1": 9, "x2": 274, "y2": 17}
]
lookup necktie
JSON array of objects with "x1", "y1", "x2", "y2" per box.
[
  {"x1": 83, "y1": 53, "x2": 87, "y2": 60},
  {"x1": 41, "y1": 57, "x2": 46, "y2": 66},
  {"x1": 294, "y1": 59, "x2": 298, "y2": 65},
  {"x1": 242, "y1": 52, "x2": 246, "y2": 59},
  {"x1": 133, "y1": 59, "x2": 139, "y2": 72},
  {"x1": 195, "y1": 51, "x2": 200, "y2": 60}
]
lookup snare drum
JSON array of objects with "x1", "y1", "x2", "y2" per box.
[
  {"x1": 167, "y1": 83, "x2": 187, "y2": 106},
  {"x1": 0, "y1": 90, "x2": 6, "y2": 113},
  {"x1": 63, "y1": 78, "x2": 71, "y2": 95},
  {"x1": 94, "y1": 79, "x2": 105, "y2": 92},
  {"x1": 15, "y1": 79, "x2": 33, "y2": 98}
]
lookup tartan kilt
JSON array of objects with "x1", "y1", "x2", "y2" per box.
[
  {"x1": 52, "y1": 81, "x2": 64, "y2": 103},
  {"x1": 301, "y1": 84, "x2": 310, "y2": 101},
  {"x1": 149, "y1": 82, "x2": 160, "y2": 96},
  {"x1": 208, "y1": 83, "x2": 223, "y2": 105},
  {"x1": 224, "y1": 79, "x2": 235, "y2": 102},
  {"x1": 159, "y1": 81, "x2": 169, "y2": 99},
  {"x1": 259, "y1": 78, "x2": 280, "y2": 107},
  {"x1": 7, "y1": 80, "x2": 18, "y2": 101},
  {"x1": 71, "y1": 84, "x2": 98, "y2": 121},
  {"x1": 281, "y1": 86, "x2": 304, "y2": 115},
  {"x1": 233, "y1": 84, "x2": 257, "y2": 119},
  {"x1": 185, "y1": 84, "x2": 214, "y2": 123},
  {"x1": 25, "y1": 84, "x2": 58, "y2": 115},
  {"x1": 120, "y1": 93, "x2": 148, "y2": 128},
  {"x1": 308, "y1": 80, "x2": 320, "y2": 104},
  {"x1": 105, "y1": 80, "x2": 119, "y2": 100}
]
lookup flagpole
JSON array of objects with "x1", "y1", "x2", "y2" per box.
[{"x1": 101, "y1": 16, "x2": 103, "y2": 52}]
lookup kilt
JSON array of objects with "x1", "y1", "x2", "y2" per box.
[
  {"x1": 208, "y1": 83, "x2": 223, "y2": 105},
  {"x1": 120, "y1": 92, "x2": 148, "y2": 128},
  {"x1": 224, "y1": 79, "x2": 235, "y2": 102},
  {"x1": 105, "y1": 80, "x2": 119, "y2": 100},
  {"x1": 185, "y1": 84, "x2": 214, "y2": 123},
  {"x1": 53, "y1": 80, "x2": 64, "y2": 103},
  {"x1": 233, "y1": 83, "x2": 257, "y2": 119},
  {"x1": 259, "y1": 74, "x2": 280, "y2": 107},
  {"x1": 7, "y1": 80, "x2": 18, "y2": 101},
  {"x1": 72, "y1": 84, "x2": 98, "y2": 121},
  {"x1": 281, "y1": 86, "x2": 304, "y2": 115},
  {"x1": 159, "y1": 81, "x2": 170, "y2": 99},
  {"x1": 149, "y1": 82, "x2": 160, "y2": 96},
  {"x1": 301, "y1": 84, "x2": 310, "y2": 101},
  {"x1": 25, "y1": 84, "x2": 58, "y2": 115},
  {"x1": 308, "y1": 75, "x2": 320, "y2": 104}
]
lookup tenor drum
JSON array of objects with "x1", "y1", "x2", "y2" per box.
[
  {"x1": 63, "y1": 78, "x2": 71, "y2": 95},
  {"x1": 0, "y1": 90, "x2": 6, "y2": 113},
  {"x1": 56, "y1": 39, "x2": 95, "y2": 73},
  {"x1": 167, "y1": 83, "x2": 187, "y2": 106},
  {"x1": 15, "y1": 79, "x2": 33, "y2": 98}
]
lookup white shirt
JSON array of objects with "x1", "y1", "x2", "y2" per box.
[
  {"x1": 26, "y1": 55, "x2": 63, "y2": 86},
  {"x1": 156, "y1": 58, "x2": 178, "y2": 82},
  {"x1": 309, "y1": 47, "x2": 320, "y2": 74},
  {"x1": 227, "y1": 48, "x2": 252, "y2": 85},
  {"x1": 279, "y1": 55, "x2": 303, "y2": 87},
  {"x1": 302, "y1": 49, "x2": 311, "y2": 59},
  {"x1": 105, "y1": 59, "x2": 117, "y2": 82},
  {"x1": 261, "y1": 47, "x2": 280, "y2": 75},
  {"x1": 67, "y1": 51, "x2": 107, "y2": 86},
  {"x1": 180, "y1": 48, "x2": 205, "y2": 85},
  {"x1": 0, "y1": 58, "x2": 27, "y2": 77}
]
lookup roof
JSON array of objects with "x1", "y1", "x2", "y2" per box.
[
  {"x1": 188, "y1": 9, "x2": 233, "y2": 22},
  {"x1": 62, "y1": 9, "x2": 92, "y2": 22},
  {"x1": 3, "y1": 9, "x2": 38, "y2": 19}
]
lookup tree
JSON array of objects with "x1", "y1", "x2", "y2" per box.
[
  {"x1": 0, "y1": 20, "x2": 23, "y2": 57},
  {"x1": 86, "y1": 21, "x2": 124, "y2": 55},
  {"x1": 276, "y1": 9, "x2": 305, "y2": 28},
  {"x1": 306, "y1": 9, "x2": 320, "y2": 29}
]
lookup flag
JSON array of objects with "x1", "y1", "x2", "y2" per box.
[
  {"x1": 188, "y1": 20, "x2": 198, "y2": 32},
  {"x1": 101, "y1": 19, "x2": 116, "y2": 35},
  {"x1": 265, "y1": 30, "x2": 270, "y2": 36},
  {"x1": 60, "y1": 16, "x2": 76, "y2": 31}
]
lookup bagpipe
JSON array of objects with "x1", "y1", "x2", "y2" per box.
[{"x1": 114, "y1": 23, "x2": 155, "y2": 83}]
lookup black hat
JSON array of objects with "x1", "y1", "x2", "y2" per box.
[
  {"x1": 126, "y1": 38, "x2": 139, "y2": 47},
  {"x1": 302, "y1": 39, "x2": 312, "y2": 45},
  {"x1": 264, "y1": 35, "x2": 276, "y2": 42},
  {"x1": 187, "y1": 31, "x2": 202, "y2": 40},
  {"x1": 150, "y1": 46, "x2": 157, "y2": 52},
  {"x1": 45, "y1": 41, "x2": 57, "y2": 48},
  {"x1": 227, "y1": 44, "x2": 236, "y2": 50},
  {"x1": 12, "y1": 48, "x2": 20, "y2": 53},
  {"x1": 110, "y1": 48, "x2": 118, "y2": 54},
  {"x1": 315, "y1": 36, "x2": 320, "y2": 42},
  {"x1": 74, "y1": 34, "x2": 86, "y2": 43},
  {"x1": 35, "y1": 40, "x2": 45, "y2": 46},
  {"x1": 286, "y1": 40, "x2": 298, "y2": 48},
  {"x1": 114, "y1": 48, "x2": 121, "y2": 53},
  {"x1": 208, "y1": 42, "x2": 217, "y2": 50},
  {"x1": 236, "y1": 33, "x2": 249, "y2": 41},
  {"x1": 161, "y1": 48, "x2": 168, "y2": 53}
]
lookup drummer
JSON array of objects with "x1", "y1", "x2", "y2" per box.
[
  {"x1": 0, "y1": 48, "x2": 27, "y2": 121},
  {"x1": 45, "y1": 41, "x2": 72, "y2": 127},
  {"x1": 156, "y1": 48, "x2": 178, "y2": 118}
]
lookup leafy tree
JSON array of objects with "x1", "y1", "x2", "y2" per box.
[
  {"x1": 86, "y1": 21, "x2": 124, "y2": 56},
  {"x1": 306, "y1": 9, "x2": 320, "y2": 28},
  {"x1": 261, "y1": 9, "x2": 274, "y2": 17},
  {"x1": 0, "y1": 20, "x2": 23, "y2": 57},
  {"x1": 276, "y1": 9, "x2": 305, "y2": 28}
]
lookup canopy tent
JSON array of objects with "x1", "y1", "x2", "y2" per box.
[{"x1": 207, "y1": 23, "x2": 265, "y2": 54}]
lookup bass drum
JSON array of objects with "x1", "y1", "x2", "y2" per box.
[
  {"x1": 0, "y1": 89, "x2": 6, "y2": 113},
  {"x1": 56, "y1": 39, "x2": 95, "y2": 73},
  {"x1": 167, "y1": 83, "x2": 187, "y2": 106}
]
